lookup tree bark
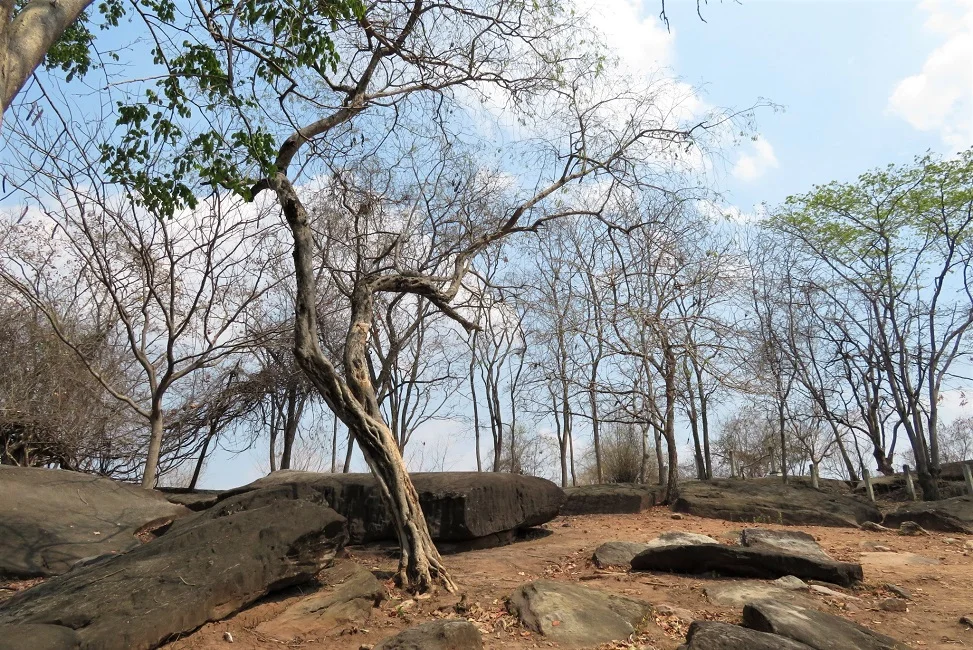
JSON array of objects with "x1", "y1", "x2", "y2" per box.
[
  {"x1": 141, "y1": 400, "x2": 164, "y2": 488},
  {"x1": 274, "y1": 173, "x2": 454, "y2": 592}
]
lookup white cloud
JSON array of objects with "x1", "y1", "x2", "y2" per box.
[
  {"x1": 574, "y1": 0, "x2": 675, "y2": 76},
  {"x1": 731, "y1": 136, "x2": 779, "y2": 182},
  {"x1": 888, "y1": 0, "x2": 973, "y2": 151}
]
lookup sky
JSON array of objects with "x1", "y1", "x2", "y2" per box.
[{"x1": 193, "y1": 0, "x2": 973, "y2": 489}]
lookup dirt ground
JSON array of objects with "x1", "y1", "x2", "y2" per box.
[{"x1": 160, "y1": 507, "x2": 973, "y2": 650}]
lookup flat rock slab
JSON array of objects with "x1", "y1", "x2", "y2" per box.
[
  {"x1": 593, "y1": 532, "x2": 718, "y2": 568},
  {"x1": 740, "y1": 529, "x2": 832, "y2": 561},
  {"x1": 375, "y1": 620, "x2": 483, "y2": 650},
  {"x1": 882, "y1": 496, "x2": 973, "y2": 533},
  {"x1": 703, "y1": 581, "x2": 815, "y2": 608},
  {"x1": 743, "y1": 600, "x2": 910, "y2": 650},
  {"x1": 0, "y1": 466, "x2": 190, "y2": 578},
  {"x1": 156, "y1": 489, "x2": 222, "y2": 511},
  {"x1": 631, "y1": 544, "x2": 863, "y2": 587},
  {"x1": 561, "y1": 483, "x2": 662, "y2": 515},
  {"x1": 0, "y1": 623, "x2": 82, "y2": 650},
  {"x1": 672, "y1": 479, "x2": 881, "y2": 528},
  {"x1": 256, "y1": 560, "x2": 384, "y2": 640},
  {"x1": 224, "y1": 470, "x2": 564, "y2": 544},
  {"x1": 0, "y1": 499, "x2": 347, "y2": 650},
  {"x1": 683, "y1": 620, "x2": 815, "y2": 650},
  {"x1": 508, "y1": 579, "x2": 653, "y2": 648},
  {"x1": 593, "y1": 541, "x2": 652, "y2": 568}
]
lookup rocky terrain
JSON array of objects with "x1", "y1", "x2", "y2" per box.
[{"x1": 1, "y1": 465, "x2": 972, "y2": 649}]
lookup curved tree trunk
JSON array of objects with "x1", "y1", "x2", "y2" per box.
[{"x1": 275, "y1": 174, "x2": 454, "y2": 593}]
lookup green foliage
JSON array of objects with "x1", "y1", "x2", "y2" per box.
[
  {"x1": 97, "y1": 0, "x2": 364, "y2": 215},
  {"x1": 772, "y1": 149, "x2": 973, "y2": 267}
]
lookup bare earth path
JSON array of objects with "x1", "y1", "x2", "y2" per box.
[{"x1": 165, "y1": 507, "x2": 973, "y2": 649}]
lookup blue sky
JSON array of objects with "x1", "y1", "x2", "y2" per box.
[
  {"x1": 660, "y1": 0, "x2": 972, "y2": 211},
  {"x1": 194, "y1": 0, "x2": 973, "y2": 489}
]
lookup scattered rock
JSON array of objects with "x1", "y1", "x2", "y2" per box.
[
  {"x1": 374, "y1": 620, "x2": 482, "y2": 650},
  {"x1": 508, "y1": 579, "x2": 652, "y2": 648},
  {"x1": 683, "y1": 620, "x2": 815, "y2": 650},
  {"x1": 631, "y1": 543, "x2": 863, "y2": 586},
  {"x1": 740, "y1": 529, "x2": 832, "y2": 561},
  {"x1": 861, "y1": 522, "x2": 891, "y2": 532},
  {"x1": 561, "y1": 484, "x2": 662, "y2": 515},
  {"x1": 0, "y1": 465, "x2": 189, "y2": 578},
  {"x1": 0, "y1": 499, "x2": 347, "y2": 650},
  {"x1": 860, "y1": 541, "x2": 894, "y2": 552},
  {"x1": 671, "y1": 479, "x2": 881, "y2": 528},
  {"x1": 897, "y1": 521, "x2": 930, "y2": 536},
  {"x1": 773, "y1": 576, "x2": 808, "y2": 591},
  {"x1": 743, "y1": 599, "x2": 910, "y2": 649},
  {"x1": 883, "y1": 497, "x2": 973, "y2": 534},
  {"x1": 884, "y1": 584, "x2": 911, "y2": 600},
  {"x1": 879, "y1": 598, "x2": 908, "y2": 612},
  {"x1": 671, "y1": 513, "x2": 684, "y2": 520},
  {"x1": 704, "y1": 581, "x2": 814, "y2": 608},
  {"x1": 255, "y1": 560, "x2": 384, "y2": 640},
  {"x1": 222, "y1": 471, "x2": 564, "y2": 545},
  {"x1": 960, "y1": 614, "x2": 973, "y2": 627},
  {"x1": 809, "y1": 584, "x2": 859, "y2": 600},
  {"x1": 646, "y1": 531, "x2": 719, "y2": 548},
  {"x1": 593, "y1": 541, "x2": 651, "y2": 568}
]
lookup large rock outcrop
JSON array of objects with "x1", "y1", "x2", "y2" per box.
[
  {"x1": 561, "y1": 483, "x2": 662, "y2": 515},
  {"x1": 682, "y1": 620, "x2": 815, "y2": 650},
  {"x1": 0, "y1": 466, "x2": 189, "y2": 578},
  {"x1": 0, "y1": 498, "x2": 347, "y2": 650},
  {"x1": 882, "y1": 496, "x2": 973, "y2": 533},
  {"x1": 222, "y1": 470, "x2": 565, "y2": 544},
  {"x1": 671, "y1": 479, "x2": 881, "y2": 528}
]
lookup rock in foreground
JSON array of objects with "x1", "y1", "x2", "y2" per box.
[
  {"x1": 374, "y1": 620, "x2": 483, "y2": 650},
  {"x1": 0, "y1": 499, "x2": 347, "y2": 650},
  {"x1": 508, "y1": 579, "x2": 652, "y2": 648},
  {"x1": 743, "y1": 600, "x2": 909, "y2": 649},
  {"x1": 631, "y1": 543, "x2": 863, "y2": 586},
  {"x1": 593, "y1": 531, "x2": 718, "y2": 568},
  {"x1": 0, "y1": 466, "x2": 190, "y2": 578},
  {"x1": 224, "y1": 470, "x2": 564, "y2": 544},
  {"x1": 682, "y1": 620, "x2": 815, "y2": 649},
  {"x1": 672, "y1": 479, "x2": 880, "y2": 528}
]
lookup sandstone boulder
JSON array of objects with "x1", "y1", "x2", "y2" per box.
[
  {"x1": 672, "y1": 479, "x2": 880, "y2": 528},
  {"x1": 882, "y1": 496, "x2": 973, "y2": 533},
  {"x1": 0, "y1": 499, "x2": 347, "y2": 650},
  {"x1": 374, "y1": 620, "x2": 483, "y2": 650},
  {"x1": 508, "y1": 580, "x2": 652, "y2": 648},
  {"x1": 682, "y1": 620, "x2": 815, "y2": 650},
  {"x1": 743, "y1": 600, "x2": 910, "y2": 650},
  {"x1": 561, "y1": 483, "x2": 662, "y2": 515},
  {"x1": 0, "y1": 466, "x2": 189, "y2": 578},
  {"x1": 631, "y1": 544, "x2": 863, "y2": 586},
  {"x1": 222, "y1": 470, "x2": 565, "y2": 544}
]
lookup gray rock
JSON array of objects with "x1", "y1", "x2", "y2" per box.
[
  {"x1": 672, "y1": 479, "x2": 881, "y2": 528},
  {"x1": 256, "y1": 560, "x2": 384, "y2": 640},
  {"x1": 883, "y1": 497, "x2": 973, "y2": 533},
  {"x1": 684, "y1": 620, "x2": 815, "y2": 650},
  {"x1": 374, "y1": 620, "x2": 482, "y2": 650},
  {"x1": 704, "y1": 581, "x2": 814, "y2": 608},
  {"x1": 646, "y1": 531, "x2": 719, "y2": 548},
  {"x1": 593, "y1": 541, "x2": 651, "y2": 568},
  {"x1": 561, "y1": 483, "x2": 661, "y2": 515},
  {"x1": 0, "y1": 624, "x2": 81, "y2": 650},
  {"x1": 631, "y1": 544, "x2": 863, "y2": 587},
  {"x1": 507, "y1": 580, "x2": 652, "y2": 648},
  {"x1": 156, "y1": 488, "x2": 222, "y2": 511},
  {"x1": 773, "y1": 576, "x2": 808, "y2": 590},
  {"x1": 743, "y1": 600, "x2": 910, "y2": 649},
  {"x1": 0, "y1": 499, "x2": 347, "y2": 650},
  {"x1": 740, "y1": 529, "x2": 832, "y2": 560},
  {"x1": 223, "y1": 471, "x2": 564, "y2": 544},
  {"x1": 0, "y1": 466, "x2": 189, "y2": 578}
]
